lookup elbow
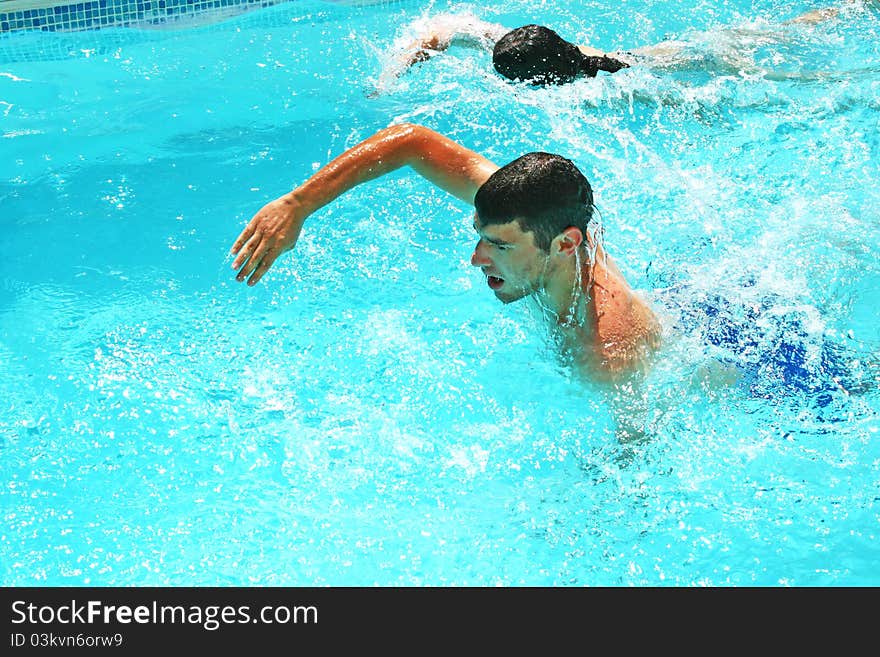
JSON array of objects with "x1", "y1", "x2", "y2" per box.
[
  {"x1": 379, "y1": 122, "x2": 432, "y2": 160},
  {"x1": 386, "y1": 122, "x2": 429, "y2": 140}
]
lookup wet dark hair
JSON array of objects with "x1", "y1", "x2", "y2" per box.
[
  {"x1": 474, "y1": 152, "x2": 594, "y2": 252},
  {"x1": 492, "y1": 24, "x2": 601, "y2": 85}
]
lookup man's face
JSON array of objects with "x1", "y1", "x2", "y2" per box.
[{"x1": 470, "y1": 213, "x2": 549, "y2": 304}]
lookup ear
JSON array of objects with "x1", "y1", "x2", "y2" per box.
[{"x1": 552, "y1": 226, "x2": 583, "y2": 256}]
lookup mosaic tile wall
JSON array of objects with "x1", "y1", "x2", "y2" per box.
[{"x1": 0, "y1": 0, "x2": 287, "y2": 33}]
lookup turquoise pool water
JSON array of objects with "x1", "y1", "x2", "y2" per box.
[{"x1": 1, "y1": 0, "x2": 878, "y2": 586}]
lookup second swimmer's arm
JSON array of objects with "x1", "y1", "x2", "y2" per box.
[
  {"x1": 230, "y1": 123, "x2": 498, "y2": 286},
  {"x1": 394, "y1": 15, "x2": 509, "y2": 71}
]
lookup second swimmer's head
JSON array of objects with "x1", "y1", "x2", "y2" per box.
[{"x1": 492, "y1": 24, "x2": 626, "y2": 85}]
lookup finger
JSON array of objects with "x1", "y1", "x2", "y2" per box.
[
  {"x1": 247, "y1": 250, "x2": 279, "y2": 286},
  {"x1": 230, "y1": 222, "x2": 256, "y2": 257},
  {"x1": 233, "y1": 239, "x2": 259, "y2": 281},
  {"x1": 238, "y1": 241, "x2": 271, "y2": 282},
  {"x1": 232, "y1": 231, "x2": 262, "y2": 271}
]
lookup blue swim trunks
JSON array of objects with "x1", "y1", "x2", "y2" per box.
[{"x1": 654, "y1": 285, "x2": 871, "y2": 405}]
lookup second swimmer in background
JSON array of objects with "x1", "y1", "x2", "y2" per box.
[{"x1": 374, "y1": 2, "x2": 866, "y2": 89}]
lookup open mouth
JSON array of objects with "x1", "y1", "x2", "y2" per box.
[{"x1": 487, "y1": 275, "x2": 504, "y2": 290}]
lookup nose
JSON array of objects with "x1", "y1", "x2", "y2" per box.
[{"x1": 470, "y1": 239, "x2": 491, "y2": 267}]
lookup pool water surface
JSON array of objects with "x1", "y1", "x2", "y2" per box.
[{"x1": 1, "y1": 0, "x2": 878, "y2": 586}]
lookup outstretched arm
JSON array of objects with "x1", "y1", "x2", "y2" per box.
[
  {"x1": 230, "y1": 123, "x2": 498, "y2": 286},
  {"x1": 784, "y1": 6, "x2": 843, "y2": 24},
  {"x1": 384, "y1": 14, "x2": 509, "y2": 79},
  {"x1": 783, "y1": 0, "x2": 866, "y2": 25},
  {"x1": 626, "y1": 1, "x2": 863, "y2": 73}
]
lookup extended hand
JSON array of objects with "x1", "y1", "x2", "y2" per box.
[{"x1": 230, "y1": 193, "x2": 305, "y2": 286}]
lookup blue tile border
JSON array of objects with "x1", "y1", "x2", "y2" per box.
[{"x1": 0, "y1": 0, "x2": 286, "y2": 33}]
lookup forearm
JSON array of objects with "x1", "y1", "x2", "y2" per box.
[
  {"x1": 393, "y1": 15, "x2": 508, "y2": 73},
  {"x1": 286, "y1": 124, "x2": 418, "y2": 218},
  {"x1": 290, "y1": 123, "x2": 491, "y2": 211}
]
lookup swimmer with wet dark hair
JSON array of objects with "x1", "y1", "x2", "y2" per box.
[
  {"x1": 491, "y1": 24, "x2": 630, "y2": 85},
  {"x1": 376, "y1": 2, "x2": 868, "y2": 89},
  {"x1": 379, "y1": 14, "x2": 633, "y2": 87},
  {"x1": 229, "y1": 122, "x2": 661, "y2": 385}
]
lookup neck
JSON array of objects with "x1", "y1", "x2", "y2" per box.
[{"x1": 535, "y1": 243, "x2": 595, "y2": 329}]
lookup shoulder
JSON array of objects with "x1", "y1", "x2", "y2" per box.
[{"x1": 591, "y1": 261, "x2": 661, "y2": 372}]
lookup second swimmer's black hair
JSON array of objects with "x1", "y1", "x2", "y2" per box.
[
  {"x1": 492, "y1": 24, "x2": 596, "y2": 84},
  {"x1": 492, "y1": 24, "x2": 628, "y2": 85}
]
